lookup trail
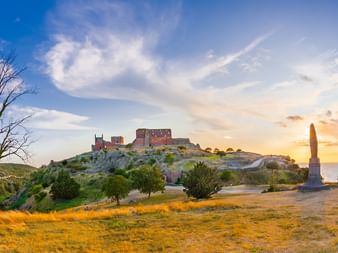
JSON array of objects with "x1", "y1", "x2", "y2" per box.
[{"x1": 0, "y1": 175, "x2": 23, "y2": 180}]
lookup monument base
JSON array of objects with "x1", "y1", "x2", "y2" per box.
[
  {"x1": 298, "y1": 158, "x2": 330, "y2": 192},
  {"x1": 298, "y1": 184, "x2": 330, "y2": 192}
]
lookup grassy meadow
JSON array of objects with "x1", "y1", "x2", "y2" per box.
[{"x1": 1, "y1": 189, "x2": 338, "y2": 252}]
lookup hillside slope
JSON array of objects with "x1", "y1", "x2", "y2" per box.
[
  {"x1": 0, "y1": 163, "x2": 38, "y2": 202},
  {"x1": 1, "y1": 146, "x2": 305, "y2": 211}
]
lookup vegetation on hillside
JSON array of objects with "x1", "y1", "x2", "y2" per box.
[
  {"x1": 0, "y1": 146, "x2": 307, "y2": 211},
  {"x1": 0, "y1": 163, "x2": 38, "y2": 202}
]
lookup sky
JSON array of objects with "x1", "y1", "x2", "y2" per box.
[{"x1": 2, "y1": 0, "x2": 338, "y2": 165}]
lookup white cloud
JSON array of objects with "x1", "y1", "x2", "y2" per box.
[
  {"x1": 42, "y1": 1, "x2": 272, "y2": 133},
  {"x1": 8, "y1": 106, "x2": 94, "y2": 130},
  {"x1": 239, "y1": 48, "x2": 271, "y2": 73},
  {"x1": 42, "y1": 1, "x2": 338, "y2": 140}
]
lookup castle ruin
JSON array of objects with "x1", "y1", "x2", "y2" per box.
[
  {"x1": 132, "y1": 128, "x2": 192, "y2": 147},
  {"x1": 91, "y1": 134, "x2": 124, "y2": 151},
  {"x1": 92, "y1": 128, "x2": 195, "y2": 150}
]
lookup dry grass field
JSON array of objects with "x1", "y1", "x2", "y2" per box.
[{"x1": 0, "y1": 189, "x2": 338, "y2": 253}]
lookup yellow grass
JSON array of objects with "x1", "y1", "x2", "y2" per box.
[
  {"x1": 1, "y1": 190, "x2": 338, "y2": 252},
  {"x1": 0, "y1": 198, "x2": 240, "y2": 224}
]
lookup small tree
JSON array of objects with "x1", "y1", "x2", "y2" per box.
[
  {"x1": 131, "y1": 164, "x2": 165, "y2": 198},
  {"x1": 50, "y1": 170, "x2": 80, "y2": 199},
  {"x1": 226, "y1": 147, "x2": 234, "y2": 152},
  {"x1": 220, "y1": 170, "x2": 232, "y2": 182},
  {"x1": 102, "y1": 175, "x2": 130, "y2": 205},
  {"x1": 182, "y1": 162, "x2": 222, "y2": 199},
  {"x1": 266, "y1": 161, "x2": 280, "y2": 192},
  {"x1": 213, "y1": 148, "x2": 220, "y2": 153},
  {"x1": 216, "y1": 150, "x2": 226, "y2": 157},
  {"x1": 205, "y1": 147, "x2": 212, "y2": 153}
]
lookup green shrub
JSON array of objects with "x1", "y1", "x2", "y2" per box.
[
  {"x1": 125, "y1": 161, "x2": 134, "y2": 171},
  {"x1": 244, "y1": 170, "x2": 270, "y2": 185},
  {"x1": 50, "y1": 170, "x2": 80, "y2": 200},
  {"x1": 164, "y1": 153, "x2": 175, "y2": 165},
  {"x1": 182, "y1": 162, "x2": 222, "y2": 199},
  {"x1": 34, "y1": 191, "x2": 47, "y2": 202},
  {"x1": 220, "y1": 170, "x2": 232, "y2": 182},
  {"x1": 29, "y1": 184, "x2": 43, "y2": 196},
  {"x1": 68, "y1": 161, "x2": 87, "y2": 171},
  {"x1": 148, "y1": 158, "x2": 156, "y2": 165},
  {"x1": 61, "y1": 160, "x2": 68, "y2": 166},
  {"x1": 80, "y1": 157, "x2": 89, "y2": 163},
  {"x1": 178, "y1": 146, "x2": 187, "y2": 151},
  {"x1": 114, "y1": 169, "x2": 129, "y2": 178}
]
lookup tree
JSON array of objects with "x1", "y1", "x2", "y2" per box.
[
  {"x1": 0, "y1": 51, "x2": 34, "y2": 161},
  {"x1": 205, "y1": 147, "x2": 212, "y2": 153},
  {"x1": 226, "y1": 147, "x2": 234, "y2": 152},
  {"x1": 50, "y1": 170, "x2": 80, "y2": 199},
  {"x1": 213, "y1": 148, "x2": 220, "y2": 153},
  {"x1": 102, "y1": 175, "x2": 130, "y2": 205},
  {"x1": 131, "y1": 164, "x2": 165, "y2": 198},
  {"x1": 216, "y1": 150, "x2": 226, "y2": 157},
  {"x1": 182, "y1": 162, "x2": 222, "y2": 199},
  {"x1": 266, "y1": 161, "x2": 280, "y2": 192}
]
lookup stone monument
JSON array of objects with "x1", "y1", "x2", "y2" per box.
[{"x1": 299, "y1": 123, "x2": 329, "y2": 191}]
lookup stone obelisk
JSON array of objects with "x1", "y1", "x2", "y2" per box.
[{"x1": 299, "y1": 123, "x2": 329, "y2": 191}]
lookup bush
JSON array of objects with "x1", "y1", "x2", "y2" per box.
[
  {"x1": 182, "y1": 162, "x2": 222, "y2": 199},
  {"x1": 114, "y1": 169, "x2": 129, "y2": 178},
  {"x1": 226, "y1": 148, "x2": 234, "y2": 152},
  {"x1": 29, "y1": 184, "x2": 43, "y2": 197},
  {"x1": 125, "y1": 161, "x2": 134, "y2": 171},
  {"x1": 34, "y1": 191, "x2": 47, "y2": 202},
  {"x1": 68, "y1": 161, "x2": 87, "y2": 171},
  {"x1": 102, "y1": 175, "x2": 130, "y2": 205},
  {"x1": 178, "y1": 146, "x2": 187, "y2": 151},
  {"x1": 62, "y1": 160, "x2": 68, "y2": 166},
  {"x1": 50, "y1": 170, "x2": 80, "y2": 200},
  {"x1": 220, "y1": 170, "x2": 232, "y2": 182},
  {"x1": 131, "y1": 164, "x2": 165, "y2": 198},
  {"x1": 148, "y1": 158, "x2": 156, "y2": 165},
  {"x1": 164, "y1": 153, "x2": 175, "y2": 165}
]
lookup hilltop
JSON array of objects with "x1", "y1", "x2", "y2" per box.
[{"x1": 0, "y1": 145, "x2": 306, "y2": 211}]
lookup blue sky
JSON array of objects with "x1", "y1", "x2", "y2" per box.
[{"x1": 2, "y1": 0, "x2": 338, "y2": 165}]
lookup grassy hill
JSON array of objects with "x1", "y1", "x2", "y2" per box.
[
  {"x1": 2, "y1": 146, "x2": 306, "y2": 211},
  {"x1": 0, "y1": 188, "x2": 337, "y2": 252},
  {"x1": 0, "y1": 163, "x2": 38, "y2": 202}
]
